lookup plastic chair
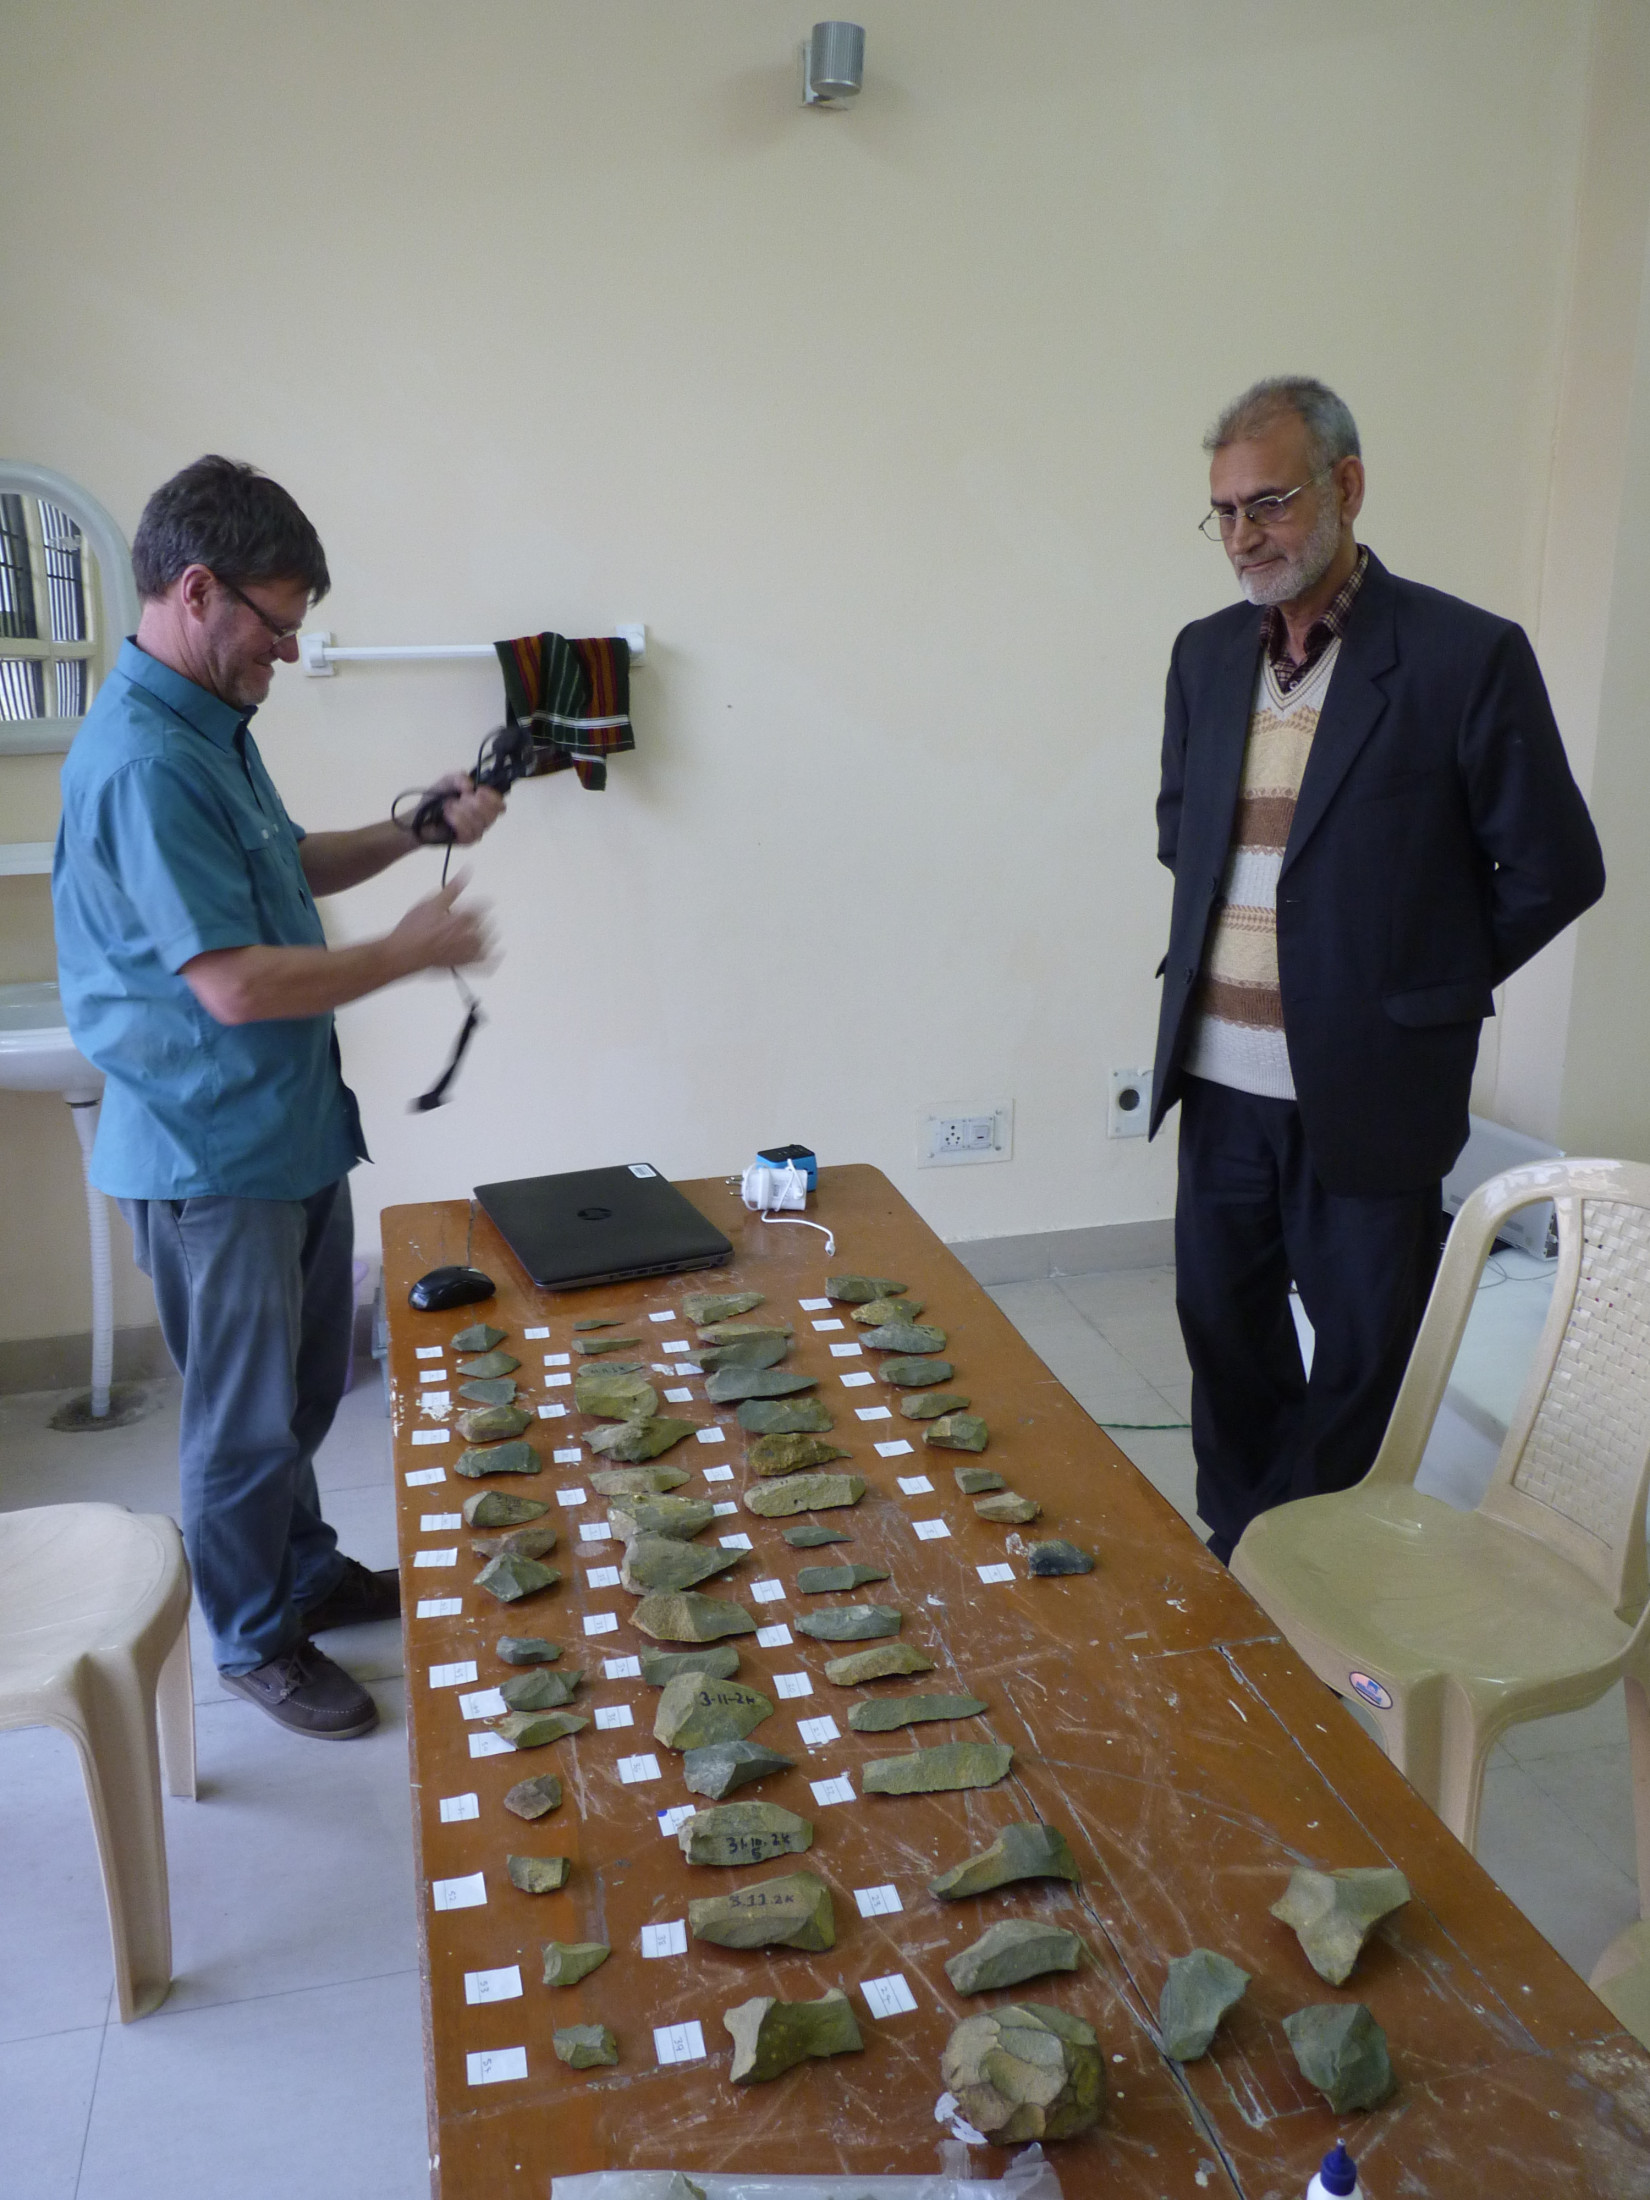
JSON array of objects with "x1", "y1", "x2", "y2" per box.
[
  {"x1": 1231, "y1": 1158, "x2": 1650, "y2": 1862},
  {"x1": 0, "y1": 1503, "x2": 196, "y2": 2019}
]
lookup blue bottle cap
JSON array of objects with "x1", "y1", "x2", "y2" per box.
[{"x1": 1318, "y1": 2138, "x2": 1357, "y2": 2197}]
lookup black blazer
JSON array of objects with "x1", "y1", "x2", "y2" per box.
[{"x1": 1149, "y1": 551, "x2": 1604, "y2": 1195}]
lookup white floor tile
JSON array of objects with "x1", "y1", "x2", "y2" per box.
[
  {"x1": 0, "y1": 2023, "x2": 105, "y2": 2200},
  {"x1": 0, "y1": 1725, "x2": 122, "y2": 2044},
  {"x1": 985, "y1": 1280, "x2": 1183, "y2": 1427},
  {"x1": 1102, "y1": 1424, "x2": 1202, "y2": 1532},
  {"x1": 1477, "y1": 1752, "x2": 1641, "y2": 1980}
]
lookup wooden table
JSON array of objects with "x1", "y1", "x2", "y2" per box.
[{"x1": 383, "y1": 1165, "x2": 1650, "y2": 2198}]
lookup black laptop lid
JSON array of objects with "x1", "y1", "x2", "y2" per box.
[{"x1": 473, "y1": 1163, "x2": 733, "y2": 1291}]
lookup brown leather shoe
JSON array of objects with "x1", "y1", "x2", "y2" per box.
[
  {"x1": 219, "y1": 1640, "x2": 379, "y2": 1738},
  {"x1": 300, "y1": 1556, "x2": 402, "y2": 1633}
]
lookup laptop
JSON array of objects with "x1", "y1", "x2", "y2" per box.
[{"x1": 473, "y1": 1162, "x2": 733, "y2": 1291}]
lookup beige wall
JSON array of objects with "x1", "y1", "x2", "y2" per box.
[{"x1": 0, "y1": 0, "x2": 1631, "y2": 1340}]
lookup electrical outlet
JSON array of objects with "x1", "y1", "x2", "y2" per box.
[
  {"x1": 919, "y1": 1102, "x2": 1014, "y2": 1169},
  {"x1": 1108, "y1": 1069, "x2": 1151, "y2": 1139}
]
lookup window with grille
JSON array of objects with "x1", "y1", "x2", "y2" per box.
[{"x1": 0, "y1": 492, "x2": 103, "y2": 725}]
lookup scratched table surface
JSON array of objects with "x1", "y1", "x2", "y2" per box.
[{"x1": 383, "y1": 1165, "x2": 1650, "y2": 2199}]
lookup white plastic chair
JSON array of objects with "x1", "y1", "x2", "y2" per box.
[
  {"x1": 1232, "y1": 1159, "x2": 1650, "y2": 1868},
  {"x1": 0, "y1": 1503, "x2": 196, "y2": 2019}
]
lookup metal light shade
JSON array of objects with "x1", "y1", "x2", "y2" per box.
[{"x1": 808, "y1": 21, "x2": 864, "y2": 100}]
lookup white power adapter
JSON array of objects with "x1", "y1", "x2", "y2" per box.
[{"x1": 740, "y1": 1160, "x2": 833, "y2": 1252}]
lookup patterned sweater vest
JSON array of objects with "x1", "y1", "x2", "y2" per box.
[{"x1": 1182, "y1": 639, "x2": 1343, "y2": 1100}]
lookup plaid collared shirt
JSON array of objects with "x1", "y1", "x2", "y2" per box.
[{"x1": 1260, "y1": 544, "x2": 1369, "y2": 693}]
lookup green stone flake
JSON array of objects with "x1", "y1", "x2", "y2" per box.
[
  {"x1": 724, "y1": 1989, "x2": 862, "y2": 2083},
  {"x1": 682, "y1": 1290, "x2": 765, "y2": 1325},
  {"x1": 573, "y1": 1334, "x2": 643, "y2": 1356},
  {"x1": 848, "y1": 1692, "x2": 986, "y2": 1732},
  {"x1": 553, "y1": 2023, "x2": 618, "y2": 2067},
  {"x1": 929, "y1": 1821, "x2": 1081, "y2": 1900},
  {"x1": 738, "y1": 1396, "x2": 834, "y2": 1435},
  {"x1": 469, "y1": 1525, "x2": 558, "y2": 1562},
  {"x1": 458, "y1": 1376, "x2": 518, "y2": 1406},
  {"x1": 475, "y1": 1552, "x2": 560, "y2": 1602},
  {"x1": 572, "y1": 1318, "x2": 621, "y2": 1331},
  {"x1": 859, "y1": 1322, "x2": 947, "y2": 1355},
  {"x1": 704, "y1": 1367, "x2": 817, "y2": 1404},
  {"x1": 850, "y1": 1296, "x2": 924, "y2": 1325},
  {"x1": 640, "y1": 1644, "x2": 741, "y2": 1686},
  {"x1": 497, "y1": 1634, "x2": 561, "y2": 1666},
  {"x1": 682, "y1": 1739, "x2": 795, "y2": 1798},
  {"x1": 975, "y1": 1492, "x2": 1040, "y2": 1525},
  {"x1": 540, "y1": 1941, "x2": 610, "y2": 1986},
  {"x1": 687, "y1": 1869, "x2": 835, "y2": 1953},
  {"x1": 1158, "y1": 1949, "x2": 1250, "y2": 2062},
  {"x1": 924, "y1": 1413, "x2": 989, "y2": 1452},
  {"x1": 695, "y1": 1337, "x2": 789, "y2": 1374},
  {"x1": 1283, "y1": 2003, "x2": 1396, "y2": 2112},
  {"x1": 1027, "y1": 1538, "x2": 1094, "y2": 1575},
  {"x1": 654, "y1": 1673, "x2": 775, "y2": 1751},
  {"x1": 941, "y1": 2003, "x2": 1104, "y2": 2143},
  {"x1": 823, "y1": 1642, "x2": 935, "y2": 1684},
  {"x1": 621, "y1": 1535, "x2": 743, "y2": 1595},
  {"x1": 877, "y1": 1357, "x2": 955, "y2": 1390},
  {"x1": 589, "y1": 1465, "x2": 691, "y2": 1497},
  {"x1": 463, "y1": 1488, "x2": 549, "y2": 1526},
  {"x1": 677, "y1": 1800, "x2": 812, "y2": 1866},
  {"x1": 900, "y1": 1391, "x2": 971, "y2": 1421},
  {"x1": 454, "y1": 1438, "x2": 540, "y2": 1480},
  {"x1": 696, "y1": 1320, "x2": 794, "y2": 1344},
  {"x1": 508, "y1": 1854, "x2": 570, "y2": 1894},
  {"x1": 631, "y1": 1592, "x2": 759, "y2": 1642},
  {"x1": 1271, "y1": 1866, "x2": 1411, "y2": 1986},
  {"x1": 574, "y1": 1372, "x2": 658, "y2": 1422},
  {"x1": 455, "y1": 1351, "x2": 520, "y2": 1379},
  {"x1": 610, "y1": 1495, "x2": 717, "y2": 1543},
  {"x1": 825, "y1": 1275, "x2": 907, "y2": 1304},
  {"x1": 944, "y1": 1919, "x2": 1085, "y2": 1994},
  {"x1": 500, "y1": 1666, "x2": 581, "y2": 1710},
  {"x1": 450, "y1": 1323, "x2": 506, "y2": 1352},
  {"x1": 748, "y1": 1433, "x2": 850, "y2": 1478},
  {"x1": 492, "y1": 1708, "x2": 589, "y2": 1747},
  {"x1": 955, "y1": 1466, "x2": 1005, "y2": 1494},
  {"x1": 862, "y1": 1741, "x2": 1014, "y2": 1795},
  {"x1": 586, "y1": 1415, "x2": 700, "y2": 1463},
  {"x1": 794, "y1": 1604, "x2": 901, "y2": 1642},
  {"x1": 795, "y1": 1562, "x2": 889, "y2": 1594},
  {"x1": 455, "y1": 1402, "x2": 533, "y2": 1443},
  {"x1": 783, "y1": 1522, "x2": 851, "y2": 1547},
  {"x1": 743, "y1": 1472, "x2": 865, "y2": 1517},
  {"x1": 503, "y1": 1772, "x2": 563, "y2": 1819}
]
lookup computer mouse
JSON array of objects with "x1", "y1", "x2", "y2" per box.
[{"x1": 408, "y1": 1265, "x2": 496, "y2": 1312}]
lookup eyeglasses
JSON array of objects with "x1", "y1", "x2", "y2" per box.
[
  {"x1": 1199, "y1": 477, "x2": 1323, "y2": 541},
  {"x1": 213, "y1": 573, "x2": 304, "y2": 642}
]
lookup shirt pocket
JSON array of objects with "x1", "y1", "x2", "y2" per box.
[{"x1": 233, "y1": 813, "x2": 324, "y2": 948}]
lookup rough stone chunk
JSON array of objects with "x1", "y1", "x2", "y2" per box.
[
  {"x1": 475, "y1": 1552, "x2": 561, "y2": 1603},
  {"x1": 450, "y1": 1323, "x2": 506, "y2": 1351},
  {"x1": 900, "y1": 1391, "x2": 971, "y2": 1420},
  {"x1": 497, "y1": 1634, "x2": 562, "y2": 1666},
  {"x1": 849, "y1": 1692, "x2": 986, "y2": 1732},
  {"x1": 574, "y1": 1371, "x2": 658, "y2": 1421},
  {"x1": 574, "y1": 1334, "x2": 643, "y2": 1356},
  {"x1": 705, "y1": 1367, "x2": 817, "y2": 1404},
  {"x1": 748, "y1": 1433, "x2": 850, "y2": 1478},
  {"x1": 464, "y1": 1488, "x2": 549, "y2": 1527},
  {"x1": 878, "y1": 1356, "x2": 956, "y2": 1389},
  {"x1": 678, "y1": 1801, "x2": 813, "y2": 1866},
  {"x1": 587, "y1": 1415, "x2": 699, "y2": 1464},
  {"x1": 1283, "y1": 2003, "x2": 1396, "y2": 2112},
  {"x1": 641, "y1": 1644, "x2": 741, "y2": 1686},
  {"x1": 503, "y1": 1772, "x2": 563, "y2": 1819},
  {"x1": 859, "y1": 1321, "x2": 948, "y2": 1355},
  {"x1": 572, "y1": 1318, "x2": 620, "y2": 1331},
  {"x1": 739, "y1": 1396, "x2": 834, "y2": 1435},
  {"x1": 1271, "y1": 1866, "x2": 1411, "y2": 1986},
  {"x1": 941, "y1": 2002, "x2": 1104, "y2": 2143},
  {"x1": 863, "y1": 1741, "x2": 1014, "y2": 1795},
  {"x1": 824, "y1": 1642, "x2": 935, "y2": 1684},
  {"x1": 688, "y1": 1869, "x2": 835, "y2": 1953},
  {"x1": 795, "y1": 1604, "x2": 901, "y2": 1642},
  {"x1": 695, "y1": 1337, "x2": 789, "y2": 1374},
  {"x1": 826, "y1": 1275, "x2": 908, "y2": 1304},
  {"x1": 622, "y1": 1535, "x2": 742, "y2": 1595},
  {"x1": 697, "y1": 1320, "x2": 795, "y2": 1344},
  {"x1": 744, "y1": 1472, "x2": 865, "y2": 1517},
  {"x1": 724, "y1": 1989, "x2": 863, "y2": 2083},
  {"x1": 924, "y1": 1414, "x2": 989, "y2": 1453},
  {"x1": 929, "y1": 1822, "x2": 1081, "y2": 1900},
  {"x1": 851, "y1": 1296, "x2": 924, "y2": 1325},
  {"x1": 632, "y1": 1592, "x2": 758, "y2": 1643},
  {"x1": 796, "y1": 1562, "x2": 890, "y2": 1594},
  {"x1": 540, "y1": 1941, "x2": 610, "y2": 1987},
  {"x1": 589, "y1": 1464, "x2": 692, "y2": 1497},
  {"x1": 455, "y1": 1439, "x2": 540, "y2": 1480},
  {"x1": 683, "y1": 1290, "x2": 765, "y2": 1325},
  {"x1": 574, "y1": 1360, "x2": 646, "y2": 1376},
  {"x1": 456, "y1": 1403, "x2": 533, "y2": 1443},
  {"x1": 683, "y1": 1739, "x2": 795, "y2": 1798},
  {"x1": 491, "y1": 1708, "x2": 588, "y2": 1748},
  {"x1": 554, "y1": 2023, "x2": 618, "y2": 2068},
  {"x1": 1028, "y1": 1539, "x2": 1094, "y2": 1575},
  {"x1": 955, "y1": 1466, "x2": 1005, "y2": 1495},
  {"x1": 459, "y1": 1376, "x2": 518, "y2": 1406},
  {"x1": 500, "y1": 1666, "x2": 582, "y2": 1711},
  {"x1": 654, "y1": 1673, "x2": 775, "y2": 1751},
  {"x1": 1158, "y1": 1949, "x2": 1250, "y2": 2062},
  {"x1": 508, "y1": 1854, "x2": 571, "y2": 1894},
  {"x1": 455, "y1": 1351, "x2": 521, "y2": 1379},
  {"x1": 610, "y1": 1495, "x2": 717, "y2": 1544},
  {"x1": 783, "y1": 1522, "x2": 851, "y2": 1547},
  {"x1": 470, "y1": 1525, "x2": 558, "y2": 1562},
  {"x1": 975, "y1": 1492, "x2": 1041, "y2": 1525},
  {"x1": 945, "y1": 1920, "x2": 1085, "y2": 1994}
]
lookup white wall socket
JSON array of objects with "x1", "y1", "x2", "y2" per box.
[
  {"x1": 919, "y1": 1101, "x2": 1014, "y2": 1168},
  {"x1": 1108, "y1": 1068, "x2": 1152, "y2": 1138}
]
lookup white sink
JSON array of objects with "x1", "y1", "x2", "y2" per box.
[{"x1": 0, "y1": 981, "x2": 104, "y2": 1100}]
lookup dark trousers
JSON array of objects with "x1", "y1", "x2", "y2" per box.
[{"x1": 1174, "y1": 1077, "x2": 1441, "y2": 1558}]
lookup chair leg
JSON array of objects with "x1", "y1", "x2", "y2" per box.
[
  {"x1": 71, "y1": 1657, "x2": 175, "y2": 2021},
  {"x1": 155, "y1": 1616, "x2": 197, "y2": 1801},
  {"x1": 1624, "y1": 1674, "x2": 1650, "y2": 1915}
]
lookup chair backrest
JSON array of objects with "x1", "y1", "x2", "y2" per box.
[{"x1": 1371, "y1": 1158, "x2": 1650, "y2": 1621}]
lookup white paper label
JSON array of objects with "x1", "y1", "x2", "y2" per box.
[
  {"x1": 429, "y1": 1660, "x2": 478, "y2": 1689},
  {"x1": 841, "y1": 1372, "x2": 874, "y2": 1389},
  {"x1": 543, "y1": 1352, "x2": 571, "y2": 1367},
  {"x1": 829, "y1": 1342, "x2": 863, "y2": 1359},
  {"x1": 432, "y1": 1871, "x2": 487, "y2": 1911},
  {"x1": 593, "y1": 1703, "x2": 633, "y2": 1730},
  {"x1": 855, "y1": 1405, "x2": 893, "y2": 1422},
  {"x1": 538, "y1": 1403, "x2": 568, "y2": 1419},
  {"x1": 674, "y1": 1361, "x2": 702, "y2": 1375},
  {"x1": 862, "y1": 1972, "x2": 918, "y2": 2018},
  {"x1": 414, "y1": 1548, "x2": 457, "y2": 1568},
  {"x1": 719, "y1": 1532, "x2": 753, "y2": 1551},
  {"x1": 896, "y1": 1471, "x2": 932, "y2": 1493},
  {"x1": 544, "y1": 1373, "x2": 571, "y2": 1389},
  {"x1": 466, "y1": 2046, "x2": 527, "y2": 2086},
  {"x1": 604, "y1": 1655, "x2": 642, "y2": 1680},
  {"x1": 438, "y1": 1792, "x2": 480, "y2": 1823},
  {"x1": 711, "y1": 1499, "x2": 739, "y2": 1516},
  {"x1": 468, "y1": 1731, "x2": 514, "y2": 1758},
  {"x1": 799, "y1": 1297, "x2": 832, "y2": 1311},
  {"x1": 773, "y1": 1671, "x2": 813, "y2": 1699},
  {"x1": 756, "y1": 1622, "x2": 793, "y2": 1648},
  {"x1": 415, "y1": 1345, "x2": 444, "y2": 1360},
  {"x1": 579, "y1": 1520, "x2": 613, "y2": 1542},
  {"x1": 583, "y1": 1612, "x2": 619, "y2": 1636},
  {"x1": 421, "y1": 1512, "x2": 462, "y2": 1530},
  {"x1": 458, "y1": 1687, "x2": 507, "y2": 1719},
  {"x1": 877, "y1": 1442, "x2": 914, "y2": 1461},
  {"x1": 586, "y1": 1566, "x2": 622, "y2": 1590},
  {"x1": 662, "y1": 1338, "x2": 690, "y2": 1353},
  {"x1": 556, "y1": 1487, "x2": 588, "y2": 1507},
  {"x1": 978, "y1": 1562, "x2": 1015, "y2": 1584},
  {"x1": 750, "y1": 1577, "x2": 786, "y2": 1603},
  {"x1": 651, "y1": 1362, "x2": 675, "y2": 1375},
  {"x1": 658, "y1": 1803, "x2": 697, "y2": 1835},
  {"x1": 663, "y1": 1387, "x2": 694, "y2": 1404},
  {"x1": 416, "y1": 1597, "x2": 462, "y2": 1618},
  {"x1": 648, "y1": 1310, "x2": 674, "y2": 1323},
  {"x1": 854, "y1": 1883, "x2": 903, "y2": 1918},
  {"x1": 523, "y1": 1326, "x2": 550, "y2": 1339},
  {"x1": 405, "y1": 1466, "x2": 447, "y2": 1486},
  {"x1": 419, "y1": 1392, "x2": 451, "y2": 1413},
  {"x1": 464, "y1": 1964, "x2": 522, "y2": 2005},
  {"x1": 797, "y1": 1715, "x2": 840, "y2": 1747},
  {"x1": 411, "y1": 1429, "x2": 449, "y2": 1446},
  {"x1": 419, "y1": 1369, "x2": 447, "y2": 1384},
  {"x1": 810, "y1": 1774, "x2": 855, "y2": 1806},
  {"x1": 552, "y1": 1446, "x2": 582, "y2": 1464},
  {"x1": 702, "y1": 1464, "x2": 734, "y2": 1483},
  {"x1": 694, "y1": 1425, "x2": 725, "y2": 1445},
  {"x1": 811, "y1": 1317, "x2": 845, "y2": 1333},
  {"x1": 913, "y1": 1518, "x2": 951, "y2": 1541},
  {"x1": 654, "y1": 2020, "x2": 706, "y2": 2066},
  {"x1": 640, "y1": 1919, "x2": 687, "y2": 1959},
  {"x1": 617, "y1": 1753, "x2": 661, "y2": 1784}
]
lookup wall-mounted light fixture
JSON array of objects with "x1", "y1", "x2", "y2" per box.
[{"x1": 801, "y1": 21, "x2": 865, "y2": 106}]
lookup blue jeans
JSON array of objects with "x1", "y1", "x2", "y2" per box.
[{"x1": 122, "y1": 1182, "x2": 353, "y2": 1673}]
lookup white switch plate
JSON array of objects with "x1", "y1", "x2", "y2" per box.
[
  {"x1": 918, "y1": 1100, "x2": 1013, "y2": 1169},
  {"x1": 1108, "y1": 1068, "x2": 1152, "y2": 1138}
]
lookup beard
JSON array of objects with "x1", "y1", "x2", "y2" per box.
[{"x1": 1234, "y1": 489, "x2": 1344, "y2": 606}]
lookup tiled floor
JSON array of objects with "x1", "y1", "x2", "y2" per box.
[{"x1": 0, "y1": 1250, "x2": 1639, "y2": 2197}]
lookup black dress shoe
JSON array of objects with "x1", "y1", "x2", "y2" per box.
[
  {"x1": 219, "y1": 1640, "x2": 378, "y2": 1739},
  {"x1": 300, "y1": 1555, "x2": 402, "y2": 1632}
]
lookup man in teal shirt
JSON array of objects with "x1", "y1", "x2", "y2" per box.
[{"x1": 55, "y1": 455, "x2": 501, "y2": 1738}]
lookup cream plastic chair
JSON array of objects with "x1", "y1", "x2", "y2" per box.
[
  {"x1": 1232, "y1": 1158, "x2": 1650, "y2": 1866},
  {"x1": 0, "y1": 1503, "x2": 195, "y2": 2019}
]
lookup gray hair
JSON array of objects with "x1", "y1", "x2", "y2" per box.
[{"x1": 1203, "y1": 377, "x2": 1361, "y2": 470}]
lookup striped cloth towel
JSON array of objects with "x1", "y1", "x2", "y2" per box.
[{"x1": 494, "y1": 633, "x2": 634, "y2": 791}]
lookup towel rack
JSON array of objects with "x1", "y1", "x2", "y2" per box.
[{"x1": 298, "y1": 625, "x2": 647, "y2": 678}]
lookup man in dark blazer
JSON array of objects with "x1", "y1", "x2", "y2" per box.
[{"x1": 1149, "y1": 377, "x2": 1604, "y2": 1563}]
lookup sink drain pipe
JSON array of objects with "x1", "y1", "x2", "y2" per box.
[{"x1": 67, "y1": 1096, "x2": 113, "y2": 1419}]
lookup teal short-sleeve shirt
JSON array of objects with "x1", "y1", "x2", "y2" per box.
[{"x1": 53, "y1": 641, "x2": 367, "y2": 1199}]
